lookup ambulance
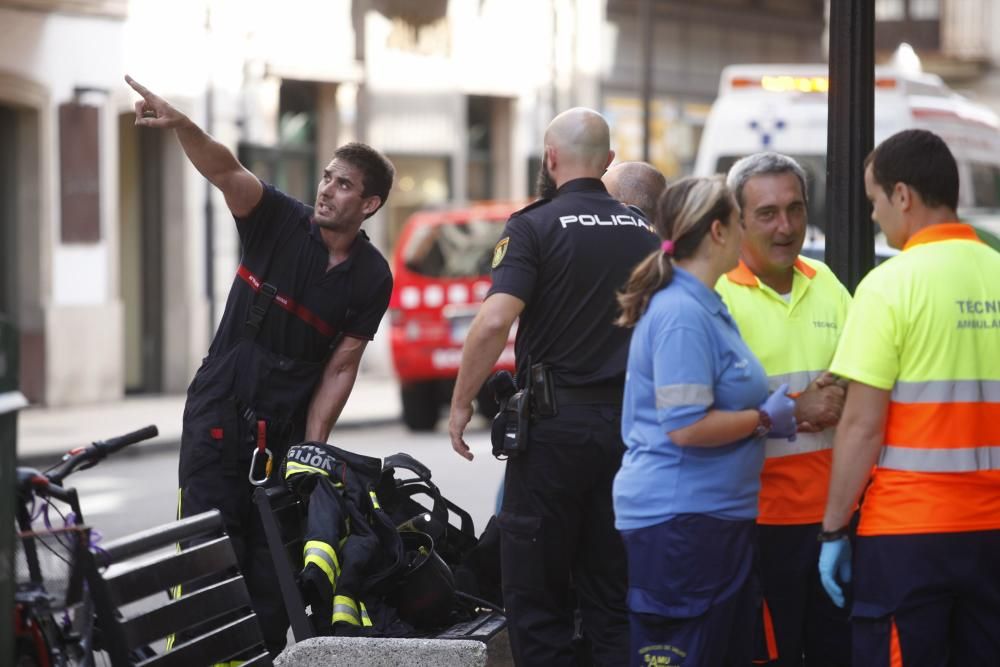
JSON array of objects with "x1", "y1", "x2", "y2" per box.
[{"x1": 694, "y1": 63, "x2": 1000, "y2": 247}]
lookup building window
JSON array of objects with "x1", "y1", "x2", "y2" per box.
[
  {"x1": 909, "y1": 0, "x2": 940, "y2": 20},
  {"x1": 527, "y1": 156, "x2": 542, "y2": 198},
  {"x1": 238, "y1": 80, "x2": 317, "y2": 206},
  {"x1": 467, "y1": 96, "x2": 494, "y2": 202},
  {"x1": 59, "y1": 102, "x2": 101, "y2": 243},
  {"x1": 875, "y1": 0, "x2": 905, "y2": 21},
  {"x1": 970, "y1": 163, "x2": 1000, "y2": 209},
  {"x1": 386, "y1": 155, "x2": 451, "y2": 249}
]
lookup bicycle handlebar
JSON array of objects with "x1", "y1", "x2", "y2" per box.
[
  {"x1": 42, "y1": 424, "x2": 159, "y2": 487},
  {"x1": 97, "y1": 424, "x2": 159, "y2": 456}
]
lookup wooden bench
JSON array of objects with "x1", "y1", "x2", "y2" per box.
[{"x1": 86, "y1": 510, "x2": 271, "y2": 666}]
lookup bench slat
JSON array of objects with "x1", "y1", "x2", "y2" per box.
[
  {"x1": 437, "y1": 611, "x2": 506, "y2": 641},
  {"x1": 104, "y1": 537, "x2": 238, "y2": 606},
  {"x1": 135, "y1": 614, "x2": 269, "y2": 667},
  {"x1": 118, "y1": 576, "x2": 251, "y2": 649}
]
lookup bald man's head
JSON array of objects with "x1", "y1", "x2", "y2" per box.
[
  {"x1": 602, "y1": 161, "x2": 667, "y2": 217},
  {"x1": 543, "y1": 108, "x2": 614, "y2": 186}
]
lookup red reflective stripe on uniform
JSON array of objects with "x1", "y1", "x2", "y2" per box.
[
  {"x1": 762, "y1": 599, "x2": 778, "y2": 661},
  {"x1": 885, "y1": 401, "x2": 1000, "y2": 449},
  {"x1": 858, "y1": 469, "x2": 1000, "y2": 535},
  {"x1": 757, "y1": 449, "x2": 832, "y2": 525},
  {"x1": 236, "y1": 264, "x2": 336, "y2": 337},
  {"x1": 889, "y1": 617, "x2": 903, "y2": 667}
]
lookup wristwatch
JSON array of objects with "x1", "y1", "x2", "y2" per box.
[
  {"x1": 817, "y1": 526, "x2": 850, "y2": 542},
  {"x1": 751, "y1": 409, "x2": 772, "y2": 439}
]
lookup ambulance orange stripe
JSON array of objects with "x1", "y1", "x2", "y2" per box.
[
  {"x1": 758, "y1": 450, "x2": 832, "y2": 525},
  {"x1": 885, "y1": 402, "x2": 1000, "y2": 449},
  {"x1": 858, "y1": 469, "x2": 1000, "y2": 535},
  {"x1": 889, "y1": 618, "x2": 903, "y2": 667},
  {"x1": 762, "y1": 599, "x2": 779, "y2": 661}
]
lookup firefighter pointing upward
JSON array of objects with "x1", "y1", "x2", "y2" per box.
[
  {"x1": 448, "y1": 108, "x2": 658, "y2": 665},
  {"x1": 126, "y1": 75, "x2": 394, "y2": 656},
  {"x1": 821, "y1": 129, "x2": 1000, "y2": 665}
]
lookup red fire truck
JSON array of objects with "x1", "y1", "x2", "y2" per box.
[{"x1": 389, "y1": 203, "x2": 519, "y2": 431}]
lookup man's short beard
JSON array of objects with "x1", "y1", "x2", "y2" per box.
[{"x1": 536, "y1": 162, "x2": 558, "y2": 199}]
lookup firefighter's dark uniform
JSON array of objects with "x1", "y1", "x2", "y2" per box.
[
  {"x1": 177, "y1": 183, "x2": 392, "y2": 654},
  {"x1": 488, "y1": 178, "x2": 659, "y2": 666}
]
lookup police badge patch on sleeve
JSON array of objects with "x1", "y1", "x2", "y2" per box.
[{"x1": 492, "y1": 237, "x2": 510, "y2": 268}]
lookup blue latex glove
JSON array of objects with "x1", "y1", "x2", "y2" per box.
[
  {"x1": 760, "y1": 383, "x2": 797, "y2": 440},
  {"x1": 818, "y1": 537, "x2": 852, "y2": 608}
]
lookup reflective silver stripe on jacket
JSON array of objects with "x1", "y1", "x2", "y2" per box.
[
  {"x1": 764, "y1": 429, "x2": 834, "y2": 459},
  {"x1": 879, "y1": 445, "x2": 1000, "y2": 472},
  {"x1": 656, "y1": 383, "x2": 713, "y2": 409},
  {"x1": 332, "y1": 604, "x2": 361, "y2": 625},
  {"x1": 767, "y1": 370, "x2": 824, "y2": 394},
  {"x1": 304, "y1": 542, "x2": 341, "y2": 586},
  {"x1": 891, "y1": 380, "x2": 1000, "y2": 404},
  {"x1": 333, "y1": 595, "x2": 362, "y2": 625}
]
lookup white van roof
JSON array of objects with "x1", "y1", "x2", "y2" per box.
[
  {"x1": 697, "y1": 63, "x2": 1000, "y2": 179},
  {"x1": 717, "y1": 64, "x2": 954, "y2": 97}
]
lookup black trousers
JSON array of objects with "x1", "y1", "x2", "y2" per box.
[
  {"x1": 756, "y1": 523, "x2": 851, "y2": 666},
  {"x1": 852, "y1": 530, "x2": 1000, "y2": 667},
  {"x1": 499, "y1": 403, "x2": 629, "y2": 667},
  {"x1": 178, "y1": 401, "x2": 291, "y2": 657}
]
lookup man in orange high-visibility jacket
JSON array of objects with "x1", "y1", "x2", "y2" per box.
[
  {"x1": 821, "y1": 129, "x2": 1000, "y2": 666},
  {"x1": 718, "y1": 152, "x2": 852, "y2": 666}
]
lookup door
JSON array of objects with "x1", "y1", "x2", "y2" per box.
[{"x1": 118, "y1": 114, "x2": 165, "y2": 393}]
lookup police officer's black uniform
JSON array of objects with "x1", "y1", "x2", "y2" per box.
[
  {"x1": 178, "y1": 183, "x2": 392, "y2": 654},
  {"x1": 489, "y1": 178, "x2": 659, "y2": 666}
]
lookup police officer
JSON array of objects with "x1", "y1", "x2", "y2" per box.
[
  {"x1": 602, "y1": 161, "x2": 666, "y2": 221},
  {"x1": 127, "y1": 76, "x2": 394, "y2": 655},
  {"x1": 448, "y1": 108, "x2": 659, "y2": 666}
]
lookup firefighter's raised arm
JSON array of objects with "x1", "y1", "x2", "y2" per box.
[{"x1": 125, "y1": 74, "x2": 263, "y2": 217}]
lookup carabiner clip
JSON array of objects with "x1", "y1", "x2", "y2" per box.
[{"x1": 249, "y1": 446, "x2": 273, "y2": 486}]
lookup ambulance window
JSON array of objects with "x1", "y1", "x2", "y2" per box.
[
  {"x1": 905, "y1": 82, "x2": 946, "y2": 98},
  {"x1": 970, "y1": 163, "x2": 1000, "y2": 209},
  {"x1": 403, "y1": 218, "x2": 507, "y2": 278}
]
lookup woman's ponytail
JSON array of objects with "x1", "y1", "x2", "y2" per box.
[
  {"x1": 616, "y1": 176, "x2": 735, "y2": 327},
  {"x1": 616, "y1": 249, "x2": 673, "y2": 327}
]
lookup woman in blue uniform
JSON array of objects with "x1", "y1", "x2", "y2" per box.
[{"x1": 614, "y1": 176, "x2": 797, "y2": 666}]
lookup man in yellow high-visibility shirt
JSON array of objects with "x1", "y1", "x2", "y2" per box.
[
  {"x1": 718, "y1": 152, "x2": 852, "y2": 666},
  {"x1": 821, "y1": 129, "x2": 1000, "y2": 665}
]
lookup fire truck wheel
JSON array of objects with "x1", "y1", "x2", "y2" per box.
[{"x1": 401, "y1": 383, "x2": 440, "y2": 432}]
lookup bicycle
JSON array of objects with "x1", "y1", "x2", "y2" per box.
[{"x1": 14, "y1": 425, "x2": 159, "y2": 666}]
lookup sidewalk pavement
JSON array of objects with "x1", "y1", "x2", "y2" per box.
[{"x1": 16, "y1": 374, "x2": 402, "y2": 464}]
